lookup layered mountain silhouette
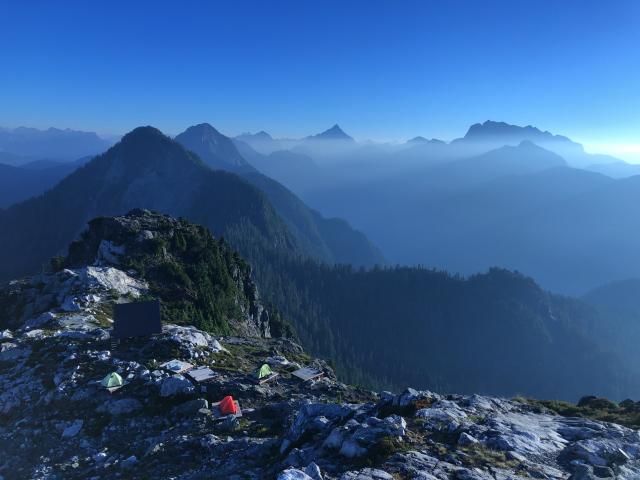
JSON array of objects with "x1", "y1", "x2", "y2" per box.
[
  {"x1": 406, "y1": 136, "x2": 446, "y2": 145},
  {"x1": 585, "y1": 279, "x2": 640, "y2": 313},
  {"x1": 0, "y1": 161, "x2": 81, "y2": 208},
  {"x1": 0, "y1": 126, "x2": 114, "y2": 161},
  {"x1": 0, "y1": 125, "x2": 382, "y2": 282},
  {"x1": 421, "y1": 140, "x2": 567, "y2": 188},
  {"x1": 242, "y1": 120, "x2": 640, "y2": 295},
  {"x1": 235, "y1": 130, "x2": 283, "y2": 154},
  {"x1": 233, "y1": 140, "x2": 325, "y2": 197},
  {"x1": 451, "y1": 120, "x2": 614, "y2": 168},
  {"x1": 2, "y1": 121, "x2": 640, "y2": 400},
  {"x1": 175, "y1": 124, "x2": 383, "y2": 266},
  {"x1": 586, "y1": 160, "x2": 640, "y2": 179},
  {"x1": 0, "y1": 126, "x2": 295, "y2": 281}
]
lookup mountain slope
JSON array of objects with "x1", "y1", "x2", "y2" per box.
[
  {"x1": 235, "y1": 130, "x2": 283, "y2": 154},
  {"x1": 257, "y1": 252, "x2": 639, "y2": 400},
  {"x1": 584, "y1": 279, "x2": 640, "y2": 313},
  {"x1": 581, "y1": 279, "x2": 640, "y2": 375},
  {"x1": 420, "y1": 140, "x2": 567, "y2": 189},
  {"x1": 234, "y1": 139, "x2": 324, "y2": 193},
  {"x1": 0, "y1": 159, "x2": 89, "y2": 208},
  {"x1": 174, "y1": 123, "x2": 253, "y2": 172},
  {"x1": 488, "y1": 174, "x2": 640, "y2": 294},
  {"x1": 240, "y1": 171, "x2": 384, "y2": 266},
  {"x1": 0, "y1": 126, "x2": 296, "y2": 282},
  {"x1": 178, "y1": 126, "x2": 384, "y2": 267},
  {"x1": 292, "y1": 132, "x2": 637, "y2": 295},
  {"x1": 586, "y1": 161, "x2": 640, "y2": 179},
  {"x1": 0, "y1": 163, "x2": 72, "y2": 208},
  {"x1": 1, "y1": 187, "x2": 638, "y2": 402}
]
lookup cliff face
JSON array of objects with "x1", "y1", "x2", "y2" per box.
[{"x1": 1, "y1": 212, "x2": 640, "y2": 479}]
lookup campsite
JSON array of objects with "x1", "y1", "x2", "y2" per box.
[
  {"x1": 99, "y1": 305, "x2": 335, "y2": 432},
  {"x1": 102, "y1": 274, "x2": 330, "y2": 428}
]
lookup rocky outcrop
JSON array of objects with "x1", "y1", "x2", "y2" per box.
[{"x1": 2, "y1": 209, "x2": 277, "y2": 337}]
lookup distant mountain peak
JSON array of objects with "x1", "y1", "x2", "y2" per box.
[
  {"x1": 309, "y1": 124, "x2": 354, "y2": 142},
  {"x1": 471, "y1": 139, "x2": 567, "y2": 170},
  {"x1": 463, "y1": 120, "x2": 574, "y2": 144},
  {"x1": 0, "y1": 125, "x2": 114, "y2": 161},
  {"x1": 518, "y1": 139, "x2": 538, "y2": 148},
  {"x1": 175, "y1": 124, "x2": 251, "y2": 172},
  {"x1": 407, "y1": 136, "x2": 446, "y2": 145},
  {"x1": 236, "y1": 130, "x2": 274, "y2": 142},
  {"x1": 466, "y1": 120, "x2": 545, "y2": 138},
  {"x1": 254, "y1": 130, "x2": 273, "y2": 140},
  {"x1": 183, "y1": 123, "x2": 221, "y2": 136},
  {"x1": 121, "y1": 125, "x2": 167, "y2": 142}
]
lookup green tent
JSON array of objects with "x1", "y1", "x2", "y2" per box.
[
  {"x1": 101, "y1": 372, "x2": 124, "y2": 388},
  {"x1": 255, "y1": 364, "x2": 273, "y2": 379}
]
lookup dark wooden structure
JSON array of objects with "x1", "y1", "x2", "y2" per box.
[{"x1": 112, "y1": 299, "x2": 162, "y2": 339}]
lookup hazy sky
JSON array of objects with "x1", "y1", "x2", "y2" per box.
[{"x1": 1, "y1": 0, "x2": 639, "y2": 161}]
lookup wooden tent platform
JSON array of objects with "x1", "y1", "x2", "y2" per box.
[
  {"x1": 160, "y1": 359, "x2": 194, "y2": 375},
  {"x1": 252, "y1": 372, "x2": 279, "y2": 385},
  {"x1": 291, "y1": 366, "x2": 324, "y2": 382},
  {"x1": 186, "y1": 366, "x2": 217, "y2": 383}
]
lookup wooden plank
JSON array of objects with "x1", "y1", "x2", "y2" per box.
[
  {"x1": 187, "y1": 367, "x2": 217, "y2": 383},
  {"x1": 255, "y1": 372, "x2": 279, "y2": 385},
  {"x1": 292, "y1": 367, "x2": 324, "y2": 382},
  {"x1": 160, "y1": 359, "x2": 194, "y2": 375}
]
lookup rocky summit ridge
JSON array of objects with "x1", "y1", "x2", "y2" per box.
[{"x1": 1, "y1": 210, "x2": 639, "y2": 479}]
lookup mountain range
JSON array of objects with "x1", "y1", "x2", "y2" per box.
[
  {"x1": 173, "y1": 123, "x2": 383, "y2": 266},
  {"x1": 245, "y1": 121, "x2": 640, "y2": 295},
  {"x1": 0, "y1": 126, "x2": 382, "y2": 284},
  {"x1": 3, "y1": 120, "x2": 640, "y2": 296},
  {"x1": 0, "y1": 126, "x2": 115, "y2": 162}
]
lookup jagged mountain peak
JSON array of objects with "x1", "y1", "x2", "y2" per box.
[
  {"x1": 308, "y1": 123, "x2": 354, "y2": 141},
  {"x1": 237, "y1": 130, "x2": 273, "y2": 141},
  {"x1": 407, "y1": 136, "x2": 446, "y2": 145},
  {"x1": 464, "y1": 120, "x2": 572, "y2": 143},
  {"x1": 254, "y1": 130, "x2": 273, "y2": 139}
]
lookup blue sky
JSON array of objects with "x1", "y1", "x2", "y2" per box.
[{"x1": 1, "y1": 0, "x2": 639, "y2": 160}]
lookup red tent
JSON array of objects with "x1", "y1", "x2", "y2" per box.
[{"x1": 219, "y1": 395, "x2": 238, "y2": 415}]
